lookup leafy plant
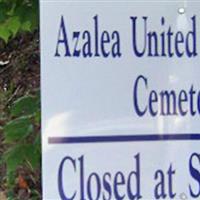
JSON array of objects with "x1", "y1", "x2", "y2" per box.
[
  {"x1": 0, "y1": 0, "x2": 38, "y2": 42},
  {"x1": 2, "y1": 94, "x2": 41, "y2": 199}
]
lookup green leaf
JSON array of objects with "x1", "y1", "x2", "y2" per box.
[
  {"x1": 3, "y1": 142, "x2": 40, "y2": 174},
  {"x1": 4, "y1": 145, "x2": 25, "y2": 173},
  {"x1": 25, "y1": 144, "x2": 40, "y2": 170},
  {"x1": 10, "y1": 95, "x2": 39, "y2": 117},
  {"x1": 6, "y1": 16, "x2": 21, "y2": 37},
  {"x1": 21, "y1": 20, "x2": 31, "y2": 32},
  {"x1": 0, "y1": 23, "x2": 11, "y2": 43},
  {"x1": 4, "y1": 117, "x2": 33, "y2": 143}
]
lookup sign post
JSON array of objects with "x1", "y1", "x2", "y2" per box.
[{"x1": 40, "y1": 1, "x2": 200, "y2": 199}]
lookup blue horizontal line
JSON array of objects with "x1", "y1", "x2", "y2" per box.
[{"x1": 48, "y1": 134, "x2": 200, "y2": 144}]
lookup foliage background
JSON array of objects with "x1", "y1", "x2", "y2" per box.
[{"x1": 0, "y1": 0, "x2": 41, "y2": 199}]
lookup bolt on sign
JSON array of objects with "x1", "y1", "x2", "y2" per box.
[{"x1": 40, "y1": 0, "x2": 200, "y2": 199}]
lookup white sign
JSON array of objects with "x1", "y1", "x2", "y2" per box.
[{"x1": 40, "y1": 1, "x2": 200, "y2": 199}]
